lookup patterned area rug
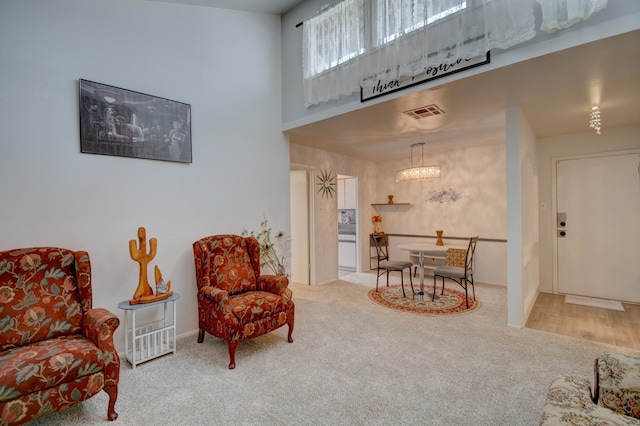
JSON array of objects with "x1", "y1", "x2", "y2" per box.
[{"x1": 368, "y1": 284, "x2": 481, "y2": 316}]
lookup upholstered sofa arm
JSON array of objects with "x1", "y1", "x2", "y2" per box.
[
  {"x1": 596, "y1": 353, "x2": 640, "y2": 419},
  {"x1": 257, "y1": 275, "x2": 290, "y2": 298},
  {"x1": 540, "y1": 376, "x2": 640, "y2": 425},
  {"x1": 199, "y1": 286, "x2": 229, "y2": 306},
  {"x1": 83, "y1": 308, "x2": 119, "y2": 349},
  {"x1": 195, "y1": 274, "x2": 212, "y2": 289},
  {"x1": 82, "y1": 308, "x2": 120, "y2": 386}
]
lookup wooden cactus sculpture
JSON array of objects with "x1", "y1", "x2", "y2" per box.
[{"x1": 129, "y1": 227, "x2": 172, "y2": 304}]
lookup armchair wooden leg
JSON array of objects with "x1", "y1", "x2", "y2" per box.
[
  {"x1": 104, "y1": 384, "x2": 118, "y2": 421},
  {"x1": 287, "y1": 316, "x2": 294, "y2": 343},
  {"x1": 228, "y1": 340, "x2": 238, "y2": 369},
  {"x1": 197, "y1": 329, "x2": 205, "y2": 343}
]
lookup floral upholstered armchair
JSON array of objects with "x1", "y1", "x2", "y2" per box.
[
  {"x1": 193, "y1": 235, "x2": 294, "y2": 369},
  {"x1": 0, "y1": 248, "x2": 120, "y2": 425},
  {"x1": 540, "y1": 352, "x2": 640, "y2": 425}
]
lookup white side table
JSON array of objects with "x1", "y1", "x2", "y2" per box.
[{"x1": 118, "y1": 292, "x2": 180, "y2": 369}]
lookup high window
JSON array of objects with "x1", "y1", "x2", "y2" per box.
[{"x1": 301, "y1": 0, "x2": 608, "y2": 107}]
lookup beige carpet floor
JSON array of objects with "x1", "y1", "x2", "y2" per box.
[{"x1": 27, "y1": 273, "x2": 640, "y2": 425}]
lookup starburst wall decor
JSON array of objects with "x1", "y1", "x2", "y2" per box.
[{"x1": 316, "y1": 168, "x2": 337, "y2": 199}]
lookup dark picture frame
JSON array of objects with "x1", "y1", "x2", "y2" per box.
[{"x1": 79, "y1": 79, "x2": 192, "y2": 163}]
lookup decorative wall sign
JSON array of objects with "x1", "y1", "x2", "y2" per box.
[
  {"x1": 360, "y1": 52, "x2": 490, "y2": 102},
  {"x1": 427, "y1": 188, "x2": 468, "y2": 203},
  {"x1": 79, "y1": 79, "x2": 191, "y2": 163},
  {"x1": 316, "y1": 169, "x2": 337, "y2": 198}
]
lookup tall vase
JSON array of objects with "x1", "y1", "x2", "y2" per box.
[
  {"x1": 435, "y1": 230, "x2": 444, "y2": 246},
  {"x1": 374, "y1": 222, "x2": 381, "y2": 233}
]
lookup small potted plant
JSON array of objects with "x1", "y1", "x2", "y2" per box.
[{"x1": 371, "y1": 215, "x2": 383, "y2": 233}]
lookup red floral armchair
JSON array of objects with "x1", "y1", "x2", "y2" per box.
[
  {"x1": 193, "y1": 235, "x2": 294, "y2": 369},
  {"x1": 0, "y1": 248, "x2": 120, "y2": 425}
]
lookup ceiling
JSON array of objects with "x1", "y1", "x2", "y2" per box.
[{"x1": 287, "y1": 29, "x2": 640, "y2": 162}]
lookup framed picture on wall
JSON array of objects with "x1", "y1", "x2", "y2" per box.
[{"x1": 79, "y1": 79, "x2": 192, "y2": 163}]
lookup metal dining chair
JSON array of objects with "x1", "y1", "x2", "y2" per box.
[
  {"x1": 432, "y1": 236, "x2": 479, "y2": 308},
  {"x1": 372, "y1": 233, "x2": 414, "y2": 297}
]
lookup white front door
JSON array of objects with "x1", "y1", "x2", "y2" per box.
[{"x1": 556, "y1": 151, "x2": 640, "y2": 302}]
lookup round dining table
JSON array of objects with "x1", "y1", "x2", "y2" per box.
[{"x1": 397, "y1": 242, "x2": 465, "y2": 300}]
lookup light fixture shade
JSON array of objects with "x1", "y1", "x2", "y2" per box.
[
  {"x1": 395, "y1": 166, "x2": 441, "y2": 182},
  {"x1": 396, "y1": 142, "x2": 441, "y2": 183}
]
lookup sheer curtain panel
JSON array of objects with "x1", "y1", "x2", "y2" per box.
[
  {"x1": 302, "y1": 0, "x2": 607, "y2": 107},
  {"x1": 360, "y1": 0, "x2": 536, "y2": 89},
  {"x1": 302, "y1": 0, "x2": 365, "y2": 106},
  {"x1": 537, "y1": 0, "x2": 608, "y2": 33}
]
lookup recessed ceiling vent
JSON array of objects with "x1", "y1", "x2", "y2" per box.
[{"x1": 403, "y1": 104, "x2": 445, "y2": 119}]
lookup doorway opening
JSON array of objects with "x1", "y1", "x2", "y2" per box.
[{"x1": 338, "y1": 175, "x2": 358, "y2": 276}]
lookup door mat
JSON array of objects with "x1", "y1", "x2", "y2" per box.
[{"x1": 564, "y1": 295, "x2": 625, "y2": 311}]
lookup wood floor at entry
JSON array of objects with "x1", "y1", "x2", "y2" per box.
[{"x1": 526, "y1": 292, "x2": 640, "y2": 351}]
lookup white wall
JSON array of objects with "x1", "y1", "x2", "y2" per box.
[
  {"x1": 374, "y1": 144, "x2": 506, "y2": 238},
  {"x1": 373, "y1": 143, "x2": 507, "y2": 285},
  {"x1": 291, "y1": 141, "x2": 508, "y2": 286},
  {"x1": 537, "y1": 124, "x2": 640, "y2": 293},
  {"x1": 291, "y1": 144, "x2": 377, "y2": 284},
  {"x1": 506, "y1": 107, "x2": 540, "y2": 329},
  {"x1": 0, "y1": 0, "x2": 289, "y2": 352}
]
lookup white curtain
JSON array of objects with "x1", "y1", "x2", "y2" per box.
[
  {"x1": 302, "y1": 0, "x2": 607, "y2": 107},
  {"x1": 537, "y1": 0, "x2": 607, "y2": 33},
  {"x1": 361, "y1": 0, "x2": 536, "y2": 88},
  {"x1": 302, "y1": 0, "x2": 365, "y2": 106},
  {"x1": 302, "y1": 0, "x2": 536, "y2": 107}
]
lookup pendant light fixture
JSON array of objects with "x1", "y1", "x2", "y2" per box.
[
  {"x1": 589, "y1": 106, "x2": 602, "y2": 135},
  {"x1": 395, "y1": 143, "x2": 441, "y2": 183}
]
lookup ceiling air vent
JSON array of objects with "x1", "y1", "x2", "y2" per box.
[{"x1": 403, "y1": 104, "x2": 445, "y2": 119}]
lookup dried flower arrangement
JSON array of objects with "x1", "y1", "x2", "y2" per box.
[{"x1": 241, "y1": 217, "x2": 288, "y2": 276}]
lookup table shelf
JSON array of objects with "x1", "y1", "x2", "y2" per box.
[{"x1": 118, "y1": 293, "x2": 180, "y2": 369}]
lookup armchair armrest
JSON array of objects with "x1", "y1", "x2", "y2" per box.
[
  {"x1": 257, "y1": 275, "x2": 290, "y2": 298},
  {"x1": 541, "y1": 376, "x2": 640, "y2": 425},
  {"x1": 596, "y1": 353, "x2": 640, "y2": 419},
  {"x1": 83, "y1": 308, "x2": 120, "y2": 386},
  {"x1": 199, "y1": 286, "x2": 229, "y2": 306},
  {"x1": 83, "y1": 308, "x2": 119, "y2": 349}
]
